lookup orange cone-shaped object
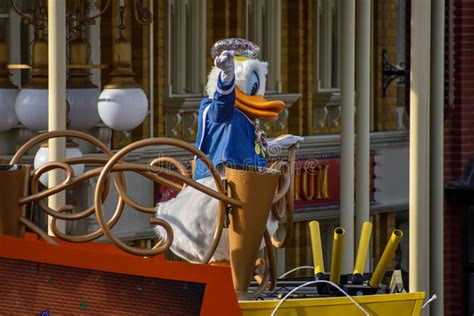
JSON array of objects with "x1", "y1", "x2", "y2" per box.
[{"x1": 225, "y1": 165, "x2": 280, "y2": 300}]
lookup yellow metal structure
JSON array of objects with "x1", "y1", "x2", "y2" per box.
[
  {"x1": 240, "y1": 292, "x2": 425, "y2": 316},
  {"x1": 329, "y1": 227, "x2": 345, "y2": 284},
  {"x1": 354, "y1": 221, "x2": 373, "y2": 276},
  {"x1": 370, "y1": 229, "x2": 404, "y2": 288},
  {"x1": 309, "y1": 221, "x2": 325, "y2": 275}
]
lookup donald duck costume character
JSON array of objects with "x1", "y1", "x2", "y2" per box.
[{"x1": 156, "y1": 38, "x2": 303, "y2": 264}]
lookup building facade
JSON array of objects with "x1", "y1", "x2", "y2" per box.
[
  {"x1": 0, "y1": 0, "x2": 469, "y2": 314},
  {"x1": 100, "y1": 0, "x2": 412, "y2": 288}
]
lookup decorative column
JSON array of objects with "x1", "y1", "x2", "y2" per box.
[
  {"x1": 409, "y1": 0, "x2": 431, "y2": 304},
  {"x1": 430, "y1": 0, "x2": 444, "y2": 314},
  {"x1": 355, "y1": 0, "x2": 371, "y2": 272},
  {"x1": 340, "y1": 0, "x2": 356, "y2": 273},
  {"x1": 48, "y1": 1, "x2": 67, "y2": 234}
]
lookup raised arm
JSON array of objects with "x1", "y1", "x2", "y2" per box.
[{"x1": 208, "y1": 51, "x2": 236, "y2": 122}]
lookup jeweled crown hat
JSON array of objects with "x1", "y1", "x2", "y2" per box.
[
  {"x1": 209, "y1": 38, "x2": 284, "y2": 121},
  {"x1": 211, "y1": 38, "x2": 260, "y2": 60}
]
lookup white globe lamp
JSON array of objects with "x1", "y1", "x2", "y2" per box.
[
  {"x1": 34, "y1": 143, "x2": 84, "y2": 187},
  {"x1": 66, "y1": 37, "x2": 101, "y2": 131},
  {"x1": 14, "y1": 33, "x2": 49, "y2": 132},
  {"x1": 98, "y1": 88, "x2": 147, "y2": 131},
  {"x1": 66, "y1": 87, "x2": 101, "y2": 131},
  {"x1": 15, "y1": 88, "x2": 49, "y2": 131},
  {"x1": 98, "y1": 17, "x2": 148, "y2": 131}
]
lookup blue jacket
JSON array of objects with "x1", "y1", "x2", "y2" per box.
[{"x1": 194, "y1": 74, "x2": 267, "y2": 180}]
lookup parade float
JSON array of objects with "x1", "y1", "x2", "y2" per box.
[{"x1": 0, "y1": 36, "x2": 428, "y2": 315}]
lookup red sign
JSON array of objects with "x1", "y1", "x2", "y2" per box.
[
  {"x1": 293, "y1": 156, "x2": 374, "y2": 211},
  {"x1": 293, "y1": 158, "x2": 341, "y2": 209}
]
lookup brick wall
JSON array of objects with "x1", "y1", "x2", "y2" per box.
[
  {"x1": 285, "y1": 0, "x2": 313, "y2": 135},
  {"x1": 443, "y1": 202, "x2": 463, "y2": 315},
  {"x1": 99, "y1": 0, "x2": 407, "y2": 145},
  {"x1": 0, "y1": 258, "x2": 205, "y2": 315},
  {"x1": 207, "y1": 0, "x2": 246, "y2": 73},
  {"x1": 444, "y1": 1, "x2": 474, "y2": 315},
  {"x1": 373, "y1": 0, "x2": 400, "y2": 131}
]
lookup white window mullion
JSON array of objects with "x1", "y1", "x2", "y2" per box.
[
  {"x1": 168, "y1": 0, "x2": 206, "y2": 96},
  {"x1": 247, "y1": 0, "x2": 263, "y2": 46},
  {"x1": 167, "y1": 0, "x2": 173, "y2": 95},
  {"x1": 245, "y1": 1, "x2": 249, "y2": 39},
  {"x1": 247, "y1": 0, "x2": 281, "y2": 94},
  {"x1": 88, "y1": 0, "x2": 101, "y2": 88},
  {"x1": 199, "y1": 0, "x2": 206, "y2": 94},
  {"x1": 168, "y1": 0, "x2": 187, "y2": 94},
  {"x1": 322, "y1": 0, "x2": 333, "y2": 88},
  {"x1": 315, "y1": 0, "x2": 321, "y2": 91},
  {"x1": 187, "y1": 0, "x2": 206, "y2": 94},
  {"x1": 335, "y1": 0, "x2": 341, "y2": 88},
  {"x1": 314, "y1": 0, "x2": 342, "y2": 92},
  {"x1": 264, "y1": 0, "x2": 281, "y2": 93},
  {"x1": 176, "y1": 0, "x2": 187, "y2": 94},
  {"x1": 185, "y1": 0, "x2": 192, "y2": 92},
  {"x1": 313, "y1": 0, "x2": 343, "y2": 133}
]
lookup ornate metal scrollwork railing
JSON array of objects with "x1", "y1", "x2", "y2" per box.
[
  {"x1": 1, "y1": 130, "x2": 296, "y2": 295},
  {"x1": 5, "y1": 130, "x2": 244, "y2": 264}
]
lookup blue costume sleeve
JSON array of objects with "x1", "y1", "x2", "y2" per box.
[{"x1": 207, "y1": 72, "x2": 235, "y2": 123}]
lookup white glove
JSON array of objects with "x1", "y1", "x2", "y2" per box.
[
  {"x1": 267, "y1": 134, "x2": 304, "y2": 156},
  {"x1": 214, "y1": 50, "x2": 235, "y2": 84}
]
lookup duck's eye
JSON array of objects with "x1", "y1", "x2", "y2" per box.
[{"x1": 246, "y1": 71, "x2": 260, "y2": 96}]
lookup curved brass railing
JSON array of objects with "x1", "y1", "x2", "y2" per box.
[
  {"x1": 269, "y1": 145, "x2": 296, "y2": 249},
  {"x1": 6, "y1": 130, "x2": 243, "y2": 264},
  {"x1": 1, "y1": 130, "x2": 297, "y2": 294}
]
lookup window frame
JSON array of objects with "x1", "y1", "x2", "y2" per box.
[{"x1": 167, "y1": 0, "x2": 207, "y2": 98}]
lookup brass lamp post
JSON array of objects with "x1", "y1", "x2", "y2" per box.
[
  {"x1": 97, "y1": 5, "x2": 149, "y2": 131},
  {"x1": 0, "y1": 40, "x2": 18, "y2": 131},
  {"x1": 14, "y1": 0, "x2": 50, "y2": 132},
  {"x1": 66, "y1": 21, "x2": 101, "y2": 131},
  {"x1": 8, "y1": 0, "x2": 153, "y2": 133}
]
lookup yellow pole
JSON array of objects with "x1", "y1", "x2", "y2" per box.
[
  {"x1": 369, "y1": 229, "x2": 403, "y2": 288},
  {"x1": 430, "y1": 0, "x2": 444, "y2": 315},
  {"x1": 410, "y1": 0, "x2": 431, "y2": 300},
  {"x1": 353, "y1": 221, "x2": 372, "y2": 283},
  {"x1": 309, "y1": 221, "x2": 325, "y2": 276},
  {"x1": 355, "y1": 0, "x2": 371, "y2": 272},
  {"x1": 48, "y1": 0, "x2": 67, "y2": 235},
  {"x1": 330, "y1": 227, "x2": 345, "y2": 284},
  {"x1": 340, "y1": 0, "x2": 356, "y2": 275}
]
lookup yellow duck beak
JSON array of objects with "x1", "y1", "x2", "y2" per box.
[{"x1": 235, "y1": 87, "x2": 285, "y2": 121}]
